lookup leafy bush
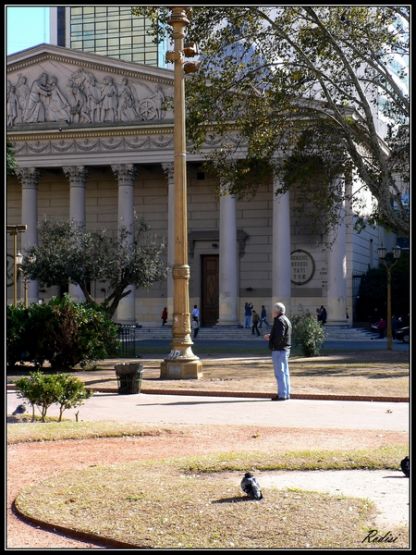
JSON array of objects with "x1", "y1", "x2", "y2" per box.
[
  {"x1": 6, "y1": 305, "x2": 30, "y2": 369},
  {"x1": 45, "y1": 295, "x2": 119, "y2": 371},
  {"x1": 291, "y1": 312, "x2": 326, "y2": 357},
  {"x1": 7, "y1": 295, "x2": 118, "y2": 371},
  {"x1": 14, "y1": 370, "x2": 45, "y2": 421},
  {"x1": 15, "y1": 371, "x2": 92, "y2": 422},
  {"x1": 53, "y1": 374, "x2": 92, "y2": 421}
]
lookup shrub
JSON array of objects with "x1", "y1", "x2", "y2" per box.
[
  {"x1": 14, "y1": 370, "x2": 45, "y2": 421},
  {"x1": 24, "y1": 302, "x2": 56, "y2": 369},
  {"x1": 15, "y1": 371, "x2": 92, "y2": 422},
  {"x1": 6, "y1": 305, "x2": 30, "y2": 369},
  {"x1": 7, "y1": 295, "x2": 118, "y2": 371},
  {"x1": 45, "y1": 296, "x2": 119, "y2": 371},
  {"x1": 54, "y1": 374, "x2": 92, "y2": 421},
  {"x1": 291, "y1": 312, "x2": 326, "y2": 357}
]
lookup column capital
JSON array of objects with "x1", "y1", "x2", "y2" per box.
[
  {"x1": 63, "y1": 166, "x2": 87, "y2": 186},
  {"x1": 219, "y1": 181, "x2": 234, "y2": 197},
  {"x1": 161, "y1": 162, "x2": 174, "y2": 181},
  {"x1": 15, "y1": 167, "x2": 40, "y2": 189},
  {"x1": 112, "y1": 164, "x2": 137, "y2": 186}
]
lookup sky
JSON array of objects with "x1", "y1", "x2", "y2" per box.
[{"x1": 6, "y1": 6, "x2": 50, "y2": 55}]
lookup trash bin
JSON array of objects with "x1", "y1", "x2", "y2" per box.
[{"x1": 115, "y1": 363, "x2": 143, "y2": 394}]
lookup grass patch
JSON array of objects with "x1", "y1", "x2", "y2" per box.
[
  {"x1": 7, "y1": 348, "x2": 409, "y2": 397},
  {"x1": 15, "y1": 460, "x2": 409, "y2": 549},
  {"x1": 7, "y1": 414, "x2": 70, "y2": 424},
  {"x1": 6, "y1": 420, "x2": 170, "y2": 444},
  {"x1": 176, "y1": 446, "x2": 407, "y2": 473}
]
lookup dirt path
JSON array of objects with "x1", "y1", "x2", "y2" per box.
[
  {"x1": 7, "y1": 425, "x2": 407, "y2": 549},
  {"x1": 219, "y1": 469, "x2": 409, "y2": 528}
]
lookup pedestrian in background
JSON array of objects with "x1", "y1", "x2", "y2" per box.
[
  {"x1": 264, "y1": 302, "x2": 292, "y2": 401},
  {"x1": 259, "y1": 305, "x2": 270, "y2": 329},
  {"x1": 252, "y1": 310, "x2": 260, "y2": 336},
  {"x1": 377, "y1": 317, "x2": 386, "y2": 338},
  {"x1": 192, "y1": 317, "x2": 200, "y2": 339},
  {"x1": 244, "y1": 302, "x2": 253, "y2": 329},
  {"x1": 161, "y1": 307, "x2": 168, "y2": 326},
  {"x1": 192, "y1": 304, "x2": 200, "y2": 322}
]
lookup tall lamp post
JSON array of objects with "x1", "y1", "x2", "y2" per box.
[
  {"x1": 15, "y1": 252, "x2": 35, "y2": 308},
  {"x1": 377, "y1": 245, "x2": 401, "y2": 351},
  {"x1": 160, "y1": 7, "x2": 202, "y2": 379},
  {"x1": 6, "y1": 224, "x2": 27, "y2": 305}
]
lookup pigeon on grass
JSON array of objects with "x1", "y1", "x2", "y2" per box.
[
  {"x1": 241, "y1": 472, "x2": 263, "y2": 500},
  {"x1": 400, "y1": 456, "x2": 410, "y2": 477},
  {"x1": 12, "y1": 403, "x2": 27, "y2": 416}
]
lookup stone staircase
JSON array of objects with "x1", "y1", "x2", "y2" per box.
[
  {"x1": 123, "y1": 324, "x2": 377, "y2": 342},
  {"x1": 322, "y1": 325, "x2": 378, "y2": 342}
]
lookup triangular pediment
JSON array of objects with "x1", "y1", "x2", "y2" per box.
[{"x1": 7, "y1": 43, "x2": 174, "y2": 130}]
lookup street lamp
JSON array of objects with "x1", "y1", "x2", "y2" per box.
[
  {"x1": 15, "y1": 252, "x2": 35, "y2": 308},
  {"x1": 377, "y1": 245, "x2": 401, "y2": 351},
  {"x1": 6, "y1": 224, "x2": 27, "y2": 305},
  {"x1": 160, "y1": 7, "x2": 202, "y2": 379}
]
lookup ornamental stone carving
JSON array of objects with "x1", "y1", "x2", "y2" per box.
[
  {"x1": 161, "y1": 162, "x2": 174, "y2": 181},
  {"x1": 63, "y1": 166, "x2": 88, "y2": 187},
  {"x1": 111, "y1": 164, "x2": 138, "y2": 186},
  {"x1": 15, "y1": 167, "x2": 40, "y2": 189},
  {"x1": 7, "y1": 67, "x2": 172, "y2": 128}
]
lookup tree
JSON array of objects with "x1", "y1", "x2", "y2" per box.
[
  {"x1": 7, "y1": 141, "x2": 17, "y2": 175},
  {"x1": 133, "y1": 6, "x2": 409, "y2": 236},
  {"x1": 22, "y1": 220, "x2": 166, "y2": 318},
  {"x1": 355, "y1": 252, "x2": 409, "y2": 323}
]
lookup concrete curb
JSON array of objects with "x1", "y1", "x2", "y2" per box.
[
  {"x1": 12, "y1": 500, "x2": 142, "y2": 549},
  {"x1": 7, "y1": 383, "x2": 408, "y2": 403}
]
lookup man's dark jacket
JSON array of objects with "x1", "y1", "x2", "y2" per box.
[{"x1": 268, "y1": 314, "x2": 292, "y2": 351}]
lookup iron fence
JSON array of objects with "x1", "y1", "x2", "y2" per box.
[{"x1": 116, "y1": 324, "x2": 139, "y2": 358}]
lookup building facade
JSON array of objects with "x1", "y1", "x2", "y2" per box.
[
  {"x1": 6, "y1": 44, "x2": 396, "y2": 326},
  {"x1": 50, "y1": 6, "x2": 169, "y2": 68}
]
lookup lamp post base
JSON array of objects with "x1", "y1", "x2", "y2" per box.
[{"x1": 160, "y1": 358, "x2": 203, "y2": 379}]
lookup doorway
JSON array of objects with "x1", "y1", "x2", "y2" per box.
[{"x1": 200, "y1": 254, "x2": 219, "y2": 326}]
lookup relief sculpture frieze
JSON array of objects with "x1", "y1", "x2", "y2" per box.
[{"x1": 7, "y1": 67, "x2": 171, "y2": 128}]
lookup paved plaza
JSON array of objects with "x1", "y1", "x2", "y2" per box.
[{"x1": 7, "y1": 390, "x2": 409, "y2": 432}]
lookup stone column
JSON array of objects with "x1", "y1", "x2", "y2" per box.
[
  {"x1": 217, "y1": 184, "x2": 239, "y2": 325},
  {"x1": 63, "y1": 166, "x2": 87, "y2": 302},
  {"x1": 272, "y1": 175, "x2": 291, "y2": 312},
  {"x1": 112, "y1": 164, "x2": 137, "y2": 324},
  {"x1": 326, "y1": 175, "x2": 348, "y2": 325},
  {"x1": 162, "y1": 162, "x2": 175, "y2": 324},
  {"x1": 16, "y1": 167, "x2": 40, "y2": 303}
]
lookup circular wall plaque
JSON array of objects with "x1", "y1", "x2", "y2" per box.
[{"x1": 290, "y1": 249, "x2": 315, "y2": 285}]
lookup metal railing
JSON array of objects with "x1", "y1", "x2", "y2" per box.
[{"x1": 116, "y1": 324, "x2": 139, "y2": 358}]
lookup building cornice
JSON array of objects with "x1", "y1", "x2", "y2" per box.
[
  {"x1": 7, "y1": 123, "x2": 175, "y2": 142},
  {"x1": 7, "y1": 44, "x2": 174, "y2": 86}
]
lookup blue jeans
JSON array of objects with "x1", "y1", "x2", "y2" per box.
[
  {"x1": 272, "y1": 349, "x2": 291, "y2": 399},
  {"x1": 244, "y1": 315, "x2": 252, "y2": 329}
]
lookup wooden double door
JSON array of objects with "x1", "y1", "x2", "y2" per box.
[{"x1": 200, "y1": 255, "x2": 219, "y2": 326}]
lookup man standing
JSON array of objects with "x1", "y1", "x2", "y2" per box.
[{"x1": 264, "y1": 302, "x2": 292, "y2": 400}]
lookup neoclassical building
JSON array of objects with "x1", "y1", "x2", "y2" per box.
[{"x1": 6, "y1": 44, "x2": 396, "y2": 326}]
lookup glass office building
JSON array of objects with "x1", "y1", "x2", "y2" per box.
[{"x1": 50, "y1": 6, "x2": 169, "y2": 68}]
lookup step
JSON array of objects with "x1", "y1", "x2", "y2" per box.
[{"x1": 118, "y1": 326, "x2": 378, "y2": 343}]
